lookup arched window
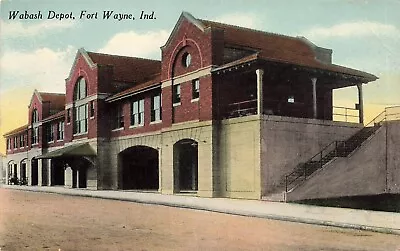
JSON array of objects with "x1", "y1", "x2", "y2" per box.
[
  {"x1": 73, "y1": 77, "x2": 87, "y2": 100},
  {"x1": 73, "y1": 77, "x2": 88, "y2": 134},
  {"x1": 32, "y1": 109, "x2": 39, "y2": 123}
]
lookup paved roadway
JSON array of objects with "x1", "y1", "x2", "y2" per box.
[{"x1": 0, "y1": 188, "x2": 399, "y2": 251}]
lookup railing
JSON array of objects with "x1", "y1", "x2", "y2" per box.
[
  {"x1": 285, "y1": 140, "x2": 337, "y2": 192},
  {"x1": 224, "y1": 99, "x2": 257, "y2": 118},
  {"x1": 284, "y1": 105, "x2": 400, "y2": 192},
  {"x1": 333, "y1": 106, "x2": 359, "y2": 123},
  {"x1": 365, "y1": 105, "x2": 400, "y2": 127}
]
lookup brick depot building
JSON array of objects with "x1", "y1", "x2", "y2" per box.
[{"x1": 4, "y1": 12, "x2": 400, "y2": 204}]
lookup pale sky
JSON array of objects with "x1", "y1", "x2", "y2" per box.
[{"x1": 0, "y1": 0, "x2": 399, "y2": 154}]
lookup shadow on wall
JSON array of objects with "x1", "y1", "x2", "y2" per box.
[{"x1": 295, "y1": 194, "x2": 400, "y2": 212}]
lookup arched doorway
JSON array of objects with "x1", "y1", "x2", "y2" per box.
[
  {"x1": 173, "y1": 139, "x2": 198, "y2": 192},
  {"x1": 119, "y1": 146, "x2": 159, "y2": 190},
  {"x1": 7, "y1": 160, "x2": 17, "y2": 184},
  {"x1": 31, "y1": 158, "x2": 38, "y2": 186},
  {"x1": 20, "y1": 159, "x2": 27, "y2": 184}
]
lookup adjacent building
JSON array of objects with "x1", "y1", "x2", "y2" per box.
[{"x1": 4, "y1": 12, "x2": 400, "y2": 204}]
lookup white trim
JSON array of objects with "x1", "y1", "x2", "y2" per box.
[
  {"x1": 161, "y1": 12, "x2": 205, "y2": 50},
  {"x1": 65, "y1": 48, "x2": 96, "y2": 82},
  {"x1": 73, "y1": 132, "x2": 88, "y2": 137},
  {"x1": 161, "y1": 66, "x2": 212, "y2": 88},
  {"x1": 110, "y1": 130, "x2": 162, "y2": 141},
  {"x1": 129, "y1": 124, "x2": 144, "y2": 129},
  {"x1": 150, "y1": 120, "x2": 162, "y2": 125},
  {"x1": 173, "y1": 102, "x2": 181, "y2": 107},
  {"x1": 65, "y1": 93, "x2": 109, "y2": 108},
  {"x1": 90, "y1": 116, "x2": 95, "y2": 120},
  {"x1": 56, "y1": 139, "x2": 64, "y2": 143},
  {"x1": 191, "y1": 98, "x2": 199, "y2": 103},
  {"x1": 111, "y1": 127, "x2": 124, "y2": 132}
]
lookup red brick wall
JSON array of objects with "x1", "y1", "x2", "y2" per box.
[
  {"x1": 161, "y1": 19, "x2": 213, "y2": 81},
  {"x1": 6, "y1": 132, "x2": 29, "y2": 154},
  {"x1": 44, "y1": 118, "x2": 66, "y2": 148},
  {"x1": 161, "y1": 17, "x2": 217, "y2": 125},
  {"x1": 110, "y1": 89, "x2": 163, "y2": 138},
  {"x1": 171, "y1": 75, "x2": 213, "y2": 123},
  {"x1": 65, "y1": 52, "x2": 99, "y2": 142}
]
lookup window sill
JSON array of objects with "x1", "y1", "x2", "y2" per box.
[
  {"x1": 150, "y1": 120, "x2": 162, "y2": 125},
  {"x1": 111, "y1": 127, "x2": 124, "y2": 132},
  {"x1": 32, "y1": 143, "x2": 38, "y2": 147},
  {"x1": 129, "y1": 124, "x2": 144, "y2": 129},
  {"x1": 191, "y1": 98, "x2": 199, "y2": 103},
  {"x1": 73, "y1": 132, "x2": 88, "y2": 137},
  {"x1": 56, "y1": 139, "x2": 64, "y2": 142},
  {"x1": 173, "y1": 102, "x2": 181, "y2": 107},
  {"x1": 90, "y1": 116, "x2": 95, "y2": 120}
]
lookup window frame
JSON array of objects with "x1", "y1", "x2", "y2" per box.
[
  {"x1": 173, "y1": 84, "x2": 181, "y2": 104},
  {"x1": 131, "y1": 99, "x2": 145, "y2": 127},
  {"x1": 151, "y1": 93, "x2": 162, "y2": 122},
  {"x1": 46, "y1": 124, "x2": 54, "y2": 143},
  {"x1": 32, "y1": 127, "x2": 39, "y2": 145},
  {"x1": 73, "y1": 77, "x2": 87, "y2": 101},
  {"x1": 192, "y1": 79, "x2": 200, "y2": 100},
  {"x1": 57, "y1": 121, "x2": 65, "y2": 140},
  {"x1": 19, "y1": 134, "x2": 25, "y2": 148},
  {"x1": 73, "y1": 104, "x2": 88, "y2": 135},
  {"x1": 113, "y1": 105, "x2": 125, "y2": 130}
]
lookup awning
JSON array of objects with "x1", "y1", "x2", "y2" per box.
[{"x1": 36, "y1": 143, "x2": 96, "y2": 159}]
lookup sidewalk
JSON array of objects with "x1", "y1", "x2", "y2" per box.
[{"x1": 2, "y1": 185, "x2": 399, "y2": 235}]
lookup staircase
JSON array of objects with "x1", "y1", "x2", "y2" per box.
[{"x1": 283, "y1": 124, "x2": 381, "y2": 192}]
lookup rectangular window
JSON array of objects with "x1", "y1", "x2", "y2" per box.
[
  {"x1": 45, "y1": 124, "x2": 54, "y2": 142},
  {"x1": 113, "y1": 105, "x2": 124, "y2": 129},
  {"x1": 32, "y1": 127, "x2": 39, "y2": 145},
  {"x1": 131, "y1": 99, "x2": 145, "y2": 126},
  {"x1": 7, "y1": 138, "x2": 11, "y2": 150},
  {"x1": 192, "y1": 79, "x2": 200, "y2": 99},
  {"x1": 67, "y1": 109, "x2": 71, "y2": 123},
  {"x1": 57, "y1": 121, "x2": 64, "y2": 140},
  {"x1": 13, "y1": 136, "x2": 18, "y2": 149},
  {"x1": 90, "y1": 101, "x2": 95, "y2": 118},
  {"x1": 173, "y1": 84, "x2": 181, "y2": 104},
  {"x1": 73, "y1": 104, "x2": 88, "y2": 134},
  {"x1": 288, "y1": 95, "x2": 295, "y2": 103},
  {"x1": 151, "y1": 93, "x2": 162, "y2": 122},
  {"x1": 19, "y1": 134, "x2": 25, "y2": 147}
]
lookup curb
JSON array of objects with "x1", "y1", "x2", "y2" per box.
[{"x1": 2, "y1": 185, "x2": 400, "y2": 235}]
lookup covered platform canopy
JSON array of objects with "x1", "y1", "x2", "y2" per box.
[{"x1": 36, "y1": 143, "x2": 96, "y2": 159}]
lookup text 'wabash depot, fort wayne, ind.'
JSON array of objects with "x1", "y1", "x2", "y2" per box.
[{"x1": 8, "y1": 10, "x2": 156, "y2": 21}]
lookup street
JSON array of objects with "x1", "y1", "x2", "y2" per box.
[{"x1": 0, "y1": 188, "x2": 399, "y2": 251}]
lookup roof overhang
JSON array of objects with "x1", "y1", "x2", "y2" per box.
[{"x1": 36, "y1": 143, "x2": 96, "y2": 159}]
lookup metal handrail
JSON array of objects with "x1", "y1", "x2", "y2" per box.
[{"x1": 285, "y1": 105, "x2": 400, "y2": 192}]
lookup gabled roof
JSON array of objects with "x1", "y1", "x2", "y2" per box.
[
  {"x1": 161, "y1": 12, "x2": 206, "y2": 49},
  {"x1": 199, "y1": 19, "x2": 377, "y2": 81},
  {"x1": 39, "y1": 92, "x2": 65, "y2": 113},
  {"x1": 86, "y1": 51, "x2": 161, "y2": 83},
  {"x1": 166, "y1": 12, "x2": 376, "y2": 82},
  {"x1": 28, "y1": 90, "x2": 65, "y2": 110},
  {"x1": 106, "y1": 74, "x2": 161, "y2": 102},
  {"x1": 3, "y1": 124, "x2": 28, "y2": 137}
]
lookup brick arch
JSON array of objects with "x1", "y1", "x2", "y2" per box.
[
  {"x1": 7, "y1": 160, "x2": 16, "y2": 166},
  {"x1": 118, "y1": 144, "x2": 159, "y2": 155},
  {"x1": 72, "y1": 71, "x2": 90, "y2": 98},
  {"x1": 168, "y1": 38, "x2": 203, "y2": 79},
  {"x1": 20, "y1": 158, "x2": 28, "y2": 165}
]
